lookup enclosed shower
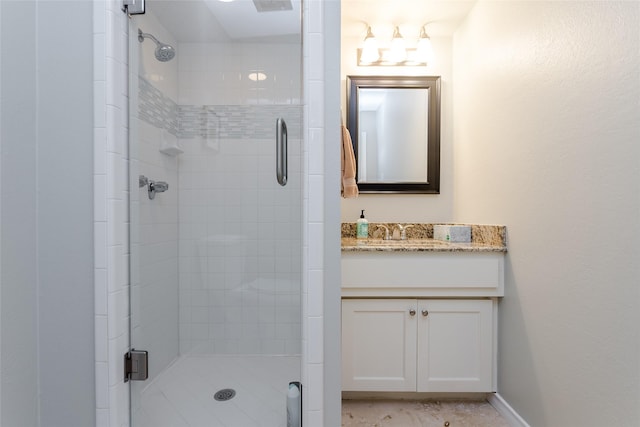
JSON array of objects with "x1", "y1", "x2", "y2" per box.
[{"x1": 127, "y1": 1, "x2": 303, "y2": 425}]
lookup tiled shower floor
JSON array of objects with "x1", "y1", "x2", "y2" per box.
[{"x1": 138, "y1": 355, "x2": 300, "y2": 427}]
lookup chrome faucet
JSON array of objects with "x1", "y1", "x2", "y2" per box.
[
  {"x1": 376, "y1": 224, "x2": 390, "y2": 240},
  {"x1": 140, "y1": 175, "x2": 169, "y2": 200},
  {"x1": 147, "y1": 180, "x2": 169, "y2": 200},
  {"x1": 393, "y1": 224, "x2": 414, "y2": 240}
]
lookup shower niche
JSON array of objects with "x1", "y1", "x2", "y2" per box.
[{"x1": 127, "y1": 1, "x2": 303, "y2": 425}]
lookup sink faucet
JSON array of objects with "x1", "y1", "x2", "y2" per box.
[
  {"x1": 393, "y1": 224, "x2": 414, "y2": 240},
  {"x1": 375, "y1": 225, "x2": 390, "y2": 240}
]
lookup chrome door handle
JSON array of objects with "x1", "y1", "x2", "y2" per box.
[{"x1": 276, "y1": 118, "x2": 288, "y2": 186}]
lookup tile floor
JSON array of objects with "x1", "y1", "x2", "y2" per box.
[
  {"x1": 137, "y1": 355, "x2": 300, "y2": 427},
  {"x1": 135, "y1": 355, "x2": 509, "y2": 427},
  {"x1": 342, "y1": 399, "x2": 510, "y2": 427}
]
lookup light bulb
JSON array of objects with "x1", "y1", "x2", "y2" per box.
[
  {"x1": 360, "y1": 26, "x2": 379, "y2": 64},
  {"x1": 389, "y1": 26, "x2": 406, "y2": 63},
  {"x1": 248, "y1": 71, "x2": 267, "y2": 81},
  {"x1": 416, "y1": 26, "x2": 434, "y2": 64}
]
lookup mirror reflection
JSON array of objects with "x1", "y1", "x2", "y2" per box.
[
  {"x1": 347, "y1": 76, "x2": 441, "y2": 193},
  {"x1": 357, "y1": 88, "x2": 429, "y2": 183}
]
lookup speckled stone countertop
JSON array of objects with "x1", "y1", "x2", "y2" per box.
[{"x1": 341, "y1": 223, "x2": 507, "y2": 253}]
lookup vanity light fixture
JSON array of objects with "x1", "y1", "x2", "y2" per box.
[{"x1": 357, "y1": 24, "x2": 433, "y2": 67}]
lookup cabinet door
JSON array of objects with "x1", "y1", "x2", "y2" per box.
[
  {"x1": 342, "y1": 299, "x2": 417, "y2": 391},
  {"x1": 417, "y1": 299, "x2": 493, "y2": 392}
]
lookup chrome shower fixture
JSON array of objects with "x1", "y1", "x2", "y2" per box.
[
  {"x1": 138, "y1": 29, "x2": 175, "y2": 62},
  {"x1": 139, "y1": 175, "x2": 169, "y2": 200}
]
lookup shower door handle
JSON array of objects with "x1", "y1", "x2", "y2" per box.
[{"x1": 276, "y1": 118, "x2": 288, "y2": 186}]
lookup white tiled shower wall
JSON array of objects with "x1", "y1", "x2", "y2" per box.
[
  {"x1": 130, "y1": 117, "x2": 181, "y2": 375},
  {"x1": 176, "y1": 41, "x2": 302, "y2": 355},
  {"x1": 129, "y1": 10, "x2": 181, "y2": 387},
  {"x1": 93, "y1": 1, "x2": 330, "y2": 426},
  {"x1": 176, "y1": 134, "x2": 303, "y2": 355},
  {"x1": 133, "y1": 8, "x2": 304, "y2": 357}
]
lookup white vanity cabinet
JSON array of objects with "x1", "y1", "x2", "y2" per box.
[
  {"x1": 416, "y1": 299, "x2": 494, "y2": 392},
  {"x1": 342, "y1": 298, "x2": 494, "y2": 392},
  {"x1": 341, "y1": 249, "x2": 504, "y2": 394},
  {"x1": 342, "y1": 299, "x2": 418, "y2": 392}
]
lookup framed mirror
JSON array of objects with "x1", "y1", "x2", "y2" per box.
[{"x1": 347, "y1": 75, "x2": 441, "y2": 193}]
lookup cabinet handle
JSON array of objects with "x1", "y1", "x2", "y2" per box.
[
  {"x1": 422, "y1": 310, "x2": 429, "y2": 317},
  {"x1": 409, "y1": 309, "x2": 416, "y2": 316}
]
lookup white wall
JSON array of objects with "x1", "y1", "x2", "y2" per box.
[
  {"x1": 340, "y1": 31, "x2": 454, "y2": 223},
  {"x1": 319, "y1": 2, "x2": 343, "y2": 425},
  {"x1": 1, "y1": 2, "x2": 38, "y2": 424},
  {"x1": 178, "y1": 42, "x2": 301, "y2": 106},
  {"x1": 0, "y1": 0, "x2": 3, "y2": 416},
  {"x1": 1, "y1": 1, "x2": 95, "y2": 426},
  {"x1": 453, "y1": 1, "x2": 640, "y2": 425}
]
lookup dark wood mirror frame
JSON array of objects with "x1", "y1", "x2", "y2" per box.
[{"x1": 347, "y1": 75, "x2": 441, "y2": 194}]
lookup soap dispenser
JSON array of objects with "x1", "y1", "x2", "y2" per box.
[{"x1": 356, "y1": 210, "x2": 369, "y2": 239}]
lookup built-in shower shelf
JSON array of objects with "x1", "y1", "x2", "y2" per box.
[{"x1": 159, "y1": 129, "x2": 184, "y2": 156}]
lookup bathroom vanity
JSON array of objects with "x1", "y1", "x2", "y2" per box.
[{"x1": 341, "y1": 224, "x2": 506, "y2": 394}]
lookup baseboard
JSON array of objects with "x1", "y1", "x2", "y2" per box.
[
  {"x1": 488, "y1": 393, "x2": 530, "y2": 427},
  {"x1": 343, "y1": 391, "x2": 492, "y2": 401}
]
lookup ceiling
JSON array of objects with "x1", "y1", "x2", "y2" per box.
[
  {"x1": 151, "y1": 0, "x2": 302, "y2": 43},
  {"x1": 149, "y1": 0, "x2": 476, "y2": 43},
  {"x1": 342, "y1": 0, "x2": 477, "y2": 39}
]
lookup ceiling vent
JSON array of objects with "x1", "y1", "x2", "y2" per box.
[{"x1": 252, "y1": 0, "x2": 292, "y2": 12}]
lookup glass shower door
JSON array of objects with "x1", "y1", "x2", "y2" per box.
[{"x1": 128, "y1": 1, "x2": 303, "y2": 425}]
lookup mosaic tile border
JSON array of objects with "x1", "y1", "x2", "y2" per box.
[
  {"x1": 138, "y1": 77, "x2": 178, "y2": 135},
  {"x1": 179, "y1": 105, "x2": 302, "y2": 140},
  {"x1": 139, "y1": 77, "x2": 302, "y2": 139}
]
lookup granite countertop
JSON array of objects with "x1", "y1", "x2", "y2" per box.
[
  {"x1": 341, "y1": 223, "x2": 507, "y2": 253},
  {"x1": 341, "y1": 237, "x2": 506, "y2": 252}
]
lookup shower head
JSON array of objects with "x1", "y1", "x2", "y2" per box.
[
  {"x1": 154, "y1": 43, "x2": 176, "y2": 62},
  {"x1": 138, "y1": 29, "x2": 176, "y2": 62}
]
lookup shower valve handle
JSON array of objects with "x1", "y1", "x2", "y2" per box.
[
  {"x1": 150, "y1": 181, "x2": 169, "y2": 193},
  {"x1": 143, "y1": 178, "x2": 169, "y2": 200}
]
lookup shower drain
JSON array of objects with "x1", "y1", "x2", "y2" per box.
[{"x1": 213, "y1": 389, "x2": 236, "y2": 401}]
